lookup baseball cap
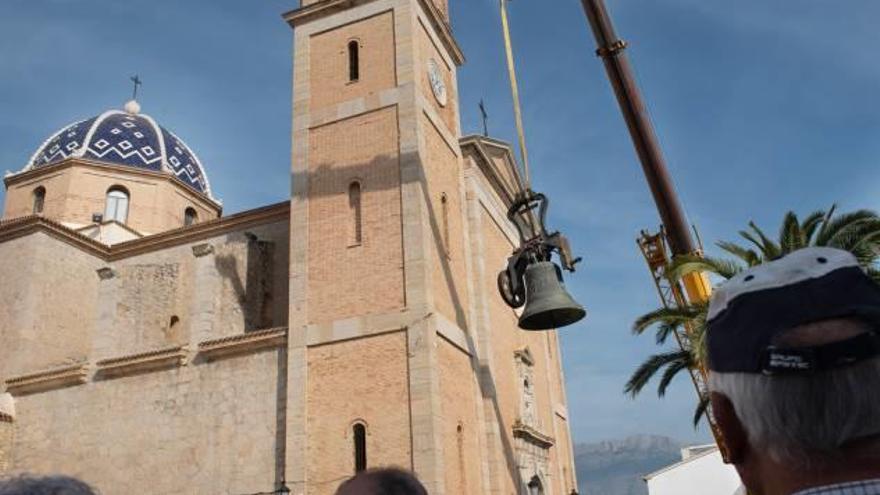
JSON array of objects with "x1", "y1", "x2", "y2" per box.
[{"x1": 706, "y1": 247, "x2": 880, "y2": 374}]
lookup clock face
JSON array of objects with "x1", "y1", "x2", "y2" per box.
[{"x1": 427, "y1": 59, "x2": 448, "y2": 107}]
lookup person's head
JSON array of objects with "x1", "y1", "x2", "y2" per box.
[
  {"x1": 706, "y1": 247, "x2": 880, "y2": 494},
  {"x1": 0, "y1": 475, "x2": 97, "y2": 495},
  {"x1": 335, "y1": 468, "x2": 428, "y2": 495}
]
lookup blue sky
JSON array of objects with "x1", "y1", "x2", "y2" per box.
[{"x1": 1, "y1": 0, "x2": 878, "y2": 446}]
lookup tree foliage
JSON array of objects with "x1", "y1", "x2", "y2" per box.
[{"x1": 627, "y1": 205, "x2": 880, "y2": 425}]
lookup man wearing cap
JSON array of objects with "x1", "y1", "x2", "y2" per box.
[{"x1": 707, "y1": 247, "x2": 880, "y2": 495}]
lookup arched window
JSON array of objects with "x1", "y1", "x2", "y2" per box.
[
  {"x1": 32, "y1": 186, "x2": 46, "y2": 214},
  {"x1": 456, "y1": 423, "x2": 466, "y2": 491},
  {"x1": 353, "y1": 423, "x2": 367, "y2": 473},
  {"x1": 348, "y1": 40, "x2": 360, "y2": 82},
  {"x1": 441, "y1": 193, "x2": 450, "y2": 255},
  {"x1": 167, "y1": 315, "x2": 182, "y2": 340},
  {"x1": 184, "y1": 207, "x2": 198, "y2": 226},
  {"x1": 527, "y1": 475, "x2": 544, "y2": 495},
  {"x1": 349, "y1": 181, "x2": 363, "y2": 245},
  {"x1": 104, "y1": 186, "x2": 130, "y2": 224}
]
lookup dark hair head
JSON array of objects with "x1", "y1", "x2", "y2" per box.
[
  {"x1": 335, "y1": 468, "x2": 428, "y2": 495},
  {"x1": 0, "y1": 475, "x2": 98, "y2": 495}
]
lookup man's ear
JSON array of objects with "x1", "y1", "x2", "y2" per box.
[{"x1": 711, "y1": 391, "x2": 749, "y2": 465}]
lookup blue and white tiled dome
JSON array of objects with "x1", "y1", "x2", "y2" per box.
[{"x1": 24, "y1": 101, "x2": 213, "y2": 198}]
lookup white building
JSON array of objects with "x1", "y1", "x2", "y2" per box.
[{"x1": 644, "y1": 444, "x2": 745, "y2": 495}]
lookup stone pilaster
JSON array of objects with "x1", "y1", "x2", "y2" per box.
[
  {"x1": 190, "y1": 243, "x2": 219, "y2": 347},
  {"x1": 90, "y1": 266, "x2": 119, "y2": 362},
  {"x1": 0, "y1": 393, "x2": 14, "y2": 474},
  {"x1": 406, "y1": 315, "x2": 445, "y2": 494},
  {"x1": 285, "y1": 15, "x2": 311, "y2": 492}
]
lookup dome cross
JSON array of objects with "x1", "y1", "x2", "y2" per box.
[{"x1": 130, "y1": 75, "x2": 142, "y2": 100}]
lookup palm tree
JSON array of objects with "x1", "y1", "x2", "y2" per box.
[{"x1": 625, "y1": 206, "x2": 880, "y2": 424}]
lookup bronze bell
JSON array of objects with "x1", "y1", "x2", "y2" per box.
[{"x1": 519, "y1": 261, "x2": 586, "y2": 331}]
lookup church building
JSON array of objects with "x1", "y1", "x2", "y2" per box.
[{"x1": 0, "y1": 0, "x2": 578, "y2": 493}]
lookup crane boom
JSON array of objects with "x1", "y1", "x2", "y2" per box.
[
  {"x1": 579, "y1": 0, "x2": 723, "y2": 454},
  {"x1": 579, "y1": 0, "x2": 694, "y2": 257}
]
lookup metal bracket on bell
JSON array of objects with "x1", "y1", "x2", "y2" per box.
[{"x1": 497, "y1": 190, "x2": 586, "y2": 331}]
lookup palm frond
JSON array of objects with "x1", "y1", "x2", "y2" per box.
[
  {"x1": 748, "y1": 221, "x2": 781, "y2": 259},
  {"x1": 655, "y1": 322, "x2": 683, "y2": 345},
  {"x1": 692, "y1": 395, "x2": 711, "y2": 427},
  {"x1": 665, "y1": 254, "x2": 743, "y2": 281},
  {"x1": 815, "y1": 204, "x2": 838, "y2": 245},
  {"x1": 657, "y1": 356, "x2": 693, "y2": 397},
  {"x1": 632, "y1": 306, "x2": 703, "y2": 335},
  {"x1": 800, "y1": 210, "x2": 827, "y2": 244},
  {"x1": 826, "y1": 219, "x2": 880, "y2": 256},
  {"x1": 779, "y1": 211, "x2": 804, "y2": 254},
  {"x1": 716, "y1": 240, "x2": 762, "y2": 266},
  {"x1": 624, "y1": 350, "x2": 692, "y2": 398},
  {"x1": 688, "y1": 315, "x2": 710, "y2": 367},
  {"x1": 738, "y1": 229, "x2": 766, "y2": 255},
  {"x1": 815, "y1": 209, "x2": 878, "y2": 246}
]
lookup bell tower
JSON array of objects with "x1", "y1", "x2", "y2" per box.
[{"x1": 283, "y1": 0, "x2": 478, "y2": 494}]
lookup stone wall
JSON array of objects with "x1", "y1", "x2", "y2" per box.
[
  {"x1": 438, "y1": 338, "x2": 483, "y2": 495},
  {"x1": 10, "y1": 349, "x2": 282, "y2": 494},
  {"x1": 0, "y1": 419, "x2": 13, "y2": 474},
  {"x1": 481, "y1": 204, "x2": 526, "y2": 494},
  {"x1": 421, "y1": 114, "x2": 469, "y2": 330},
  {"x1": 0, "y1": 232, "x2": 103, "y2": 383},
  {"x1": 306, "y1": 331, "x2": 411, "y2": 495},
  {"x1": 2, "y1": 168, "x2": 71, "y2": 220},
  {"x1": 307, "y1": 107, "x2": 404, "y2": 325},
  {"x1": 113, "y1": 262, "x2": 190, "y2": 354},
  {"x1": 308, "y1": 11, "x2": 397, "y2": 111},
  {"x1": 89, "y1": 218, "x2": 290, "y2": 361},
  {"x1": 0, "y1": 206, "x2": 290, "y2": 492}
]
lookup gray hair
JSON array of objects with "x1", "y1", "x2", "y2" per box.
[
  {"x1": 0, "y1": 475, "x2": 97, "y2": 495},
  {"x1": 709, "y1": 357, "x2": 880, "y2": 465}
]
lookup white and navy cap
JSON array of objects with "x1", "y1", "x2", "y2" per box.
[{"x1": 707, "y1": 247, "x2": 880, "y2": 374}]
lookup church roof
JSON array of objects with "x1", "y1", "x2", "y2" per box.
[{"x1": 22, "y1": 100, "x2": 213, "y2": 198}]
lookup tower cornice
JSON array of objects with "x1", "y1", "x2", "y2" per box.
[{"x1": 282, "y1": 0, "x2": 465, "y2": 65}]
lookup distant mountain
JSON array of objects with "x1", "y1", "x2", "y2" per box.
[{"x1": 574, "y1": 434, "x2": 682, "y2": 495}]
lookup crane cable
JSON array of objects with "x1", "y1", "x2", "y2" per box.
[
  {"x1": 500, "y1": 0, "x2": 531, "y2": 192},
  {"x1": 500, "y1": 0, "x2": 545, "y2": 242}
]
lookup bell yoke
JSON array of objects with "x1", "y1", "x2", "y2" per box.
[{"x1": 497, "y1": 190, "x2": 586, "y2": 331}]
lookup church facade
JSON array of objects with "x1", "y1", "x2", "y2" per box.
[{"x1": 0, "y1": 1, "x2": 578, "y2": 494}]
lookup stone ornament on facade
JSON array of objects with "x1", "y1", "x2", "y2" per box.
[
  {"x1": 516, "y1": 347, "x2": 538, "y2": 428},
  {"x1": 198, "y1": 327, "x2": 288, "y2": 360},
  {"x1": 192, "y1": 243, "x2": 215, "y2": 257},
  {"x1": 95, "y1": 345, "x2": 189, "y2": 379},
  {"x1": 4, "y1": 363, "x2": 89, "y2": 396}
]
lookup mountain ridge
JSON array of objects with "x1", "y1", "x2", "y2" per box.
[{"x1": 574, "y1": 434, "x2": 683, "y2": 495}]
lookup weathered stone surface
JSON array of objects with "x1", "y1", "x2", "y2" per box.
[
  {"x1": 11, "y1": 350, "x2": 281, "y2": 494},
  {"x1": 0, "y1": 421, "x2": 13, "y2": 474}
]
